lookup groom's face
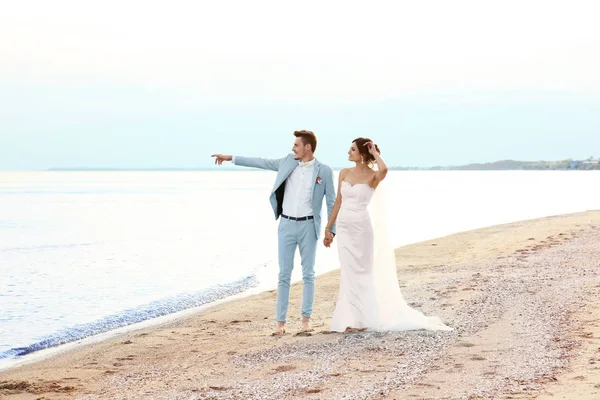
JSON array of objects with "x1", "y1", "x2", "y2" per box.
[{"x1": 292, "y1": 138, "x2": 309, "y2": 160}]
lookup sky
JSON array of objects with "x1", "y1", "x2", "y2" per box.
[{"x1": 1, "y1": 0, "x2": 599, "y2": 169}]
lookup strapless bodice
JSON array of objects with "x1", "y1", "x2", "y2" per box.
[{"x1": 340, "y1": 180, "x2": 374, "y2": 212}]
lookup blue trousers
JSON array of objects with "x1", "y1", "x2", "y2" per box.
[{"x1": 276, "y1": 218, "x2": 317, "y2": 322}]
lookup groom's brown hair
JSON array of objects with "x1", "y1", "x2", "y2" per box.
[{"x1": 294, "y1": 130, "x2": 317, "y2": 153}]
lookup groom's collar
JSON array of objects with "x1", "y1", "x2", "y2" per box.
[{"x1": 298, "y1": 158, "x2": 316, "y2": 167}]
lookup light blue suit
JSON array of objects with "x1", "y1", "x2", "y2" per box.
[{"x1": 234, "y1": 153, "x2": 336, "y2": 322}]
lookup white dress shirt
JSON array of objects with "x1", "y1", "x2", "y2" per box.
[{"x1": 282, "y1": 159, "x2": 315, "y2": 218}]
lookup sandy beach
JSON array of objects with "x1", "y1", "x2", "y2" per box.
[{"x1": 1, "y1": 211, "x2": 599, "y2": 400}]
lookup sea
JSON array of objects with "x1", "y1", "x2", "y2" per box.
[{"x1": 0, "y1": 170, "x2": 598, "y2": 369}]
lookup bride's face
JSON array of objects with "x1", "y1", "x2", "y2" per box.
[{"x1": 348, "y1": 142, "x2": 361, "y2": 162}]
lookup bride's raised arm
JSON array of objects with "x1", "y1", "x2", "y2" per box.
[{"x1": 364, "y1": 141, "x2": 388, "y2": 186}]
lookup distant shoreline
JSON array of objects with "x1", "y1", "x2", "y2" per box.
[
  {"x1": 2, "y1": 158, "x2": 599, "y2": 172},
  {"x1": 394, "y1": 158, "x2": 600, "y2": 171},
  {"x1": 45, "y1": 168, "x2": 240, "y2": 171},
  {"x1": 44, "y1": 158, "x2": 600, "y2": 171}
]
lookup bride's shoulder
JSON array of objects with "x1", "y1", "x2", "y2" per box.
[{"x1": 339, "y1": 168, "x2": 353, "y2": 177}]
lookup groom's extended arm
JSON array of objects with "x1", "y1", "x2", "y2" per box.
[
  {"x1": 324, "y1": 167, "x2": 337, "y2": 236},
  {"x1": 233, "y1": 155, "x2": 287, "y2": 171},
  {"x1": 211, "y1": 154, "x2": 287, "y2": 171}
]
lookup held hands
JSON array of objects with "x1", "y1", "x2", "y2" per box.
[
  {"x1": 211, "y1": 154, "x2": 232, "y2": 165},
  {"x1": 323, "y1": 230, "x2": 335, "y2": 247}
]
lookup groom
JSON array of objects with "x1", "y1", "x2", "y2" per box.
[{"x1": 212, "y1": 130, "x2": 336, "y2": 335}]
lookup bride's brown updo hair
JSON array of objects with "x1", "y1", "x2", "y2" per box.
[{"x1": 353, "y1": 137, "x2": 381, "y2": 167}]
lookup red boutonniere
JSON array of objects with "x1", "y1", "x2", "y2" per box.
[{"x1": 316, "y1": 177, "x2": 323, "y2": 185}]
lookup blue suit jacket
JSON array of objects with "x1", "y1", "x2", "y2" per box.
[{"x1": 234, "y1": 154, "x2": 336, "y2": 239}]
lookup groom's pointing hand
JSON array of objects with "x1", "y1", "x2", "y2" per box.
[{"x1": 211, "y1": 154, "x2": 232, "y2": 165}]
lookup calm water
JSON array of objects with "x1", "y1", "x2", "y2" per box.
[{"x1": 0, "y1": 170, "x2": 598, "y2": 367}]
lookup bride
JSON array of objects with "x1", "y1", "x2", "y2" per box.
[{"x1": 323, "y1": 138, "x2": 452, "y2": 333}]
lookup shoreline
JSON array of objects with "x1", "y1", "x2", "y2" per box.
[
  {"x1": 1, "y1": 210, "x2": 599, "y2": 399},
  {"x1": 0, "y1": 267, "x2": 294, "y2": 373},
  {"x1": 0, "y1": 282, "x2": 266, "y2": 373}
]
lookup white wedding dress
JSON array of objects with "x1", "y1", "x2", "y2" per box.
[{"x1": 331, "y1": 180, "x2": 452, "y2": 332}]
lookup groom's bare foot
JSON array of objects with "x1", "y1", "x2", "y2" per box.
[
  {"x1": 301, "y1": 317, "x2": 314, "y2": 332},
  {"x1": 272, "y1": 321, "x2": 286, "y2": 336}
]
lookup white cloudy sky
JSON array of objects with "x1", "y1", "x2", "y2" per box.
[
  {"x1": 1, "y1": 0, "x2": 599, "y2": 168},
  {"x1": 2, "y1": 0, "x2": 599, "y2": 103}
]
